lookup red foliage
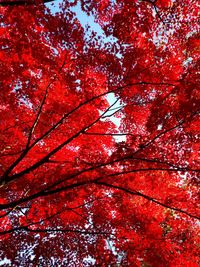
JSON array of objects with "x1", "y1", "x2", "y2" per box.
[{"x1": 0, "y1": 0, "x2": 199, "y2": 266}]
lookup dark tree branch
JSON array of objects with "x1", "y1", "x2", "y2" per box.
[
  {"x1": 0, "y1": 58, "x2": 67, "y2": 183},
  {"x1": 142, "y1": 0, "x2": 165, "y2": 24},
  {"x1": 2, "y1": 96, "x2": 120, "y2": 186},
  {"x1": 0, "y1": 225, "x2": 112, "y2": 236},
  {"x1": 0, "y1": 163, "x2": 198, "y2": 211},
  {"x1": 0, "y1": 0, "x2": 55, "y2": 6},
  {"x1": 1, "y1": 81, "x2": 176, "y2": 181},
  {"x1": 95, "y1": 181, "x2": 200, "y2": 220},
  {"x1": 0, "y1": 81, "x2": 177, "y2": 186},
  {"x1": 25, "y1": 82, "x2": 175, "y2": 150},
  {"x1": 0, "y1": 110, "x2": 197, "y2": 211}
]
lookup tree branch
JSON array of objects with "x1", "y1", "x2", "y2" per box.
[
  {"x1": 95, "y1": 181, "x2": 200, "y2": 220},
  {"x1": 0, "y1": 0, "x2": 55, "y2": 6},
  {"x1": 0, "y1": 162, "x2": 198, "y2": 211},
  {"x1": 0, "y1": 225, "x2": 112, "y2": 236},
  {"x1": 0, "y1": 81, "x2": 177, "y2": 186}
]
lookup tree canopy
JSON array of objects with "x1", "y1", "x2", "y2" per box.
[{"x1": 0, "y1": 0, "x2": 199, "y2": 266}]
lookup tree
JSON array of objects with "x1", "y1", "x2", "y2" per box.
[{"x1": 0, "y1": 0, "x2": 199, "y2": 265}]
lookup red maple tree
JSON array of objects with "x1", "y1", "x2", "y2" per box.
[{"x1": 0, "y1": 0, "x2": 199, "y2": 266}]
